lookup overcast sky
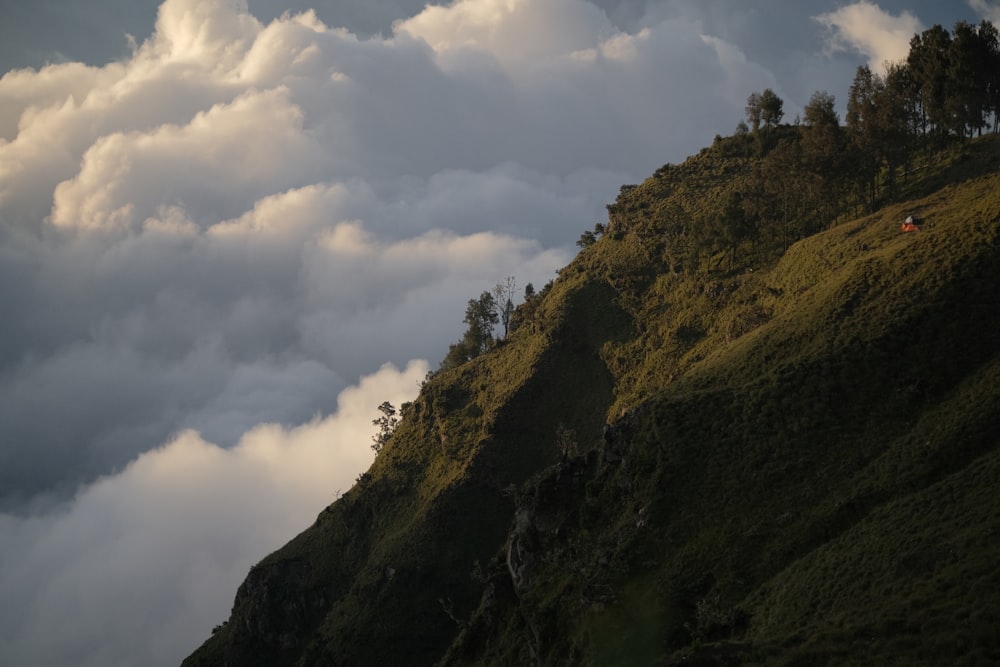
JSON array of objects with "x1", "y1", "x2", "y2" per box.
[{"x1": 0, "y1": 1, "x2": 992, "y2": 665}]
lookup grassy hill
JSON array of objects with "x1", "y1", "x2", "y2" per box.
[{"x1": 183, "y1": 134, "x2": 1000, "y2": 666}]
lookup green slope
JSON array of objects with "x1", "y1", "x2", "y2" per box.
[{"x1": 184, "y1": 135, "x2": 1000, "y2": 667}]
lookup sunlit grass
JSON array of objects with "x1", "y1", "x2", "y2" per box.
[{"x1": 185, "y1": 134, "x2": 1000, "y2": 667}]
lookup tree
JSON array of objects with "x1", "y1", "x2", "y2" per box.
[
  {"x1": 577, "y1": 222, "x2": 606, "y2": 249},
  {"x1": 801, "y1": 90, "x2": 847, "y2": 229},
  {"x1": 976, "y1": 20, "x2": 1000, "y2": 133},
  {"x1": 465, "y1": 292, "x2": 498, "y2": 352},
  {"x1": 464, "y1": 291, "x2": 498, "y2": 354},
  {"x1": 440, "y1": 340, "x2": 474, "y2": 370},
  {"x1": 880, "y1": 62, "x2": 918, "y2": 195},
  {"x1": 802, "y1": 90, "x2": 839, "y2": 128},
  {"x1": 439, "y1": 291, "x2": 500, "y2": 370},
  {"x1": 948, "y1": 20, "x2": 998, "y2": 138},
  {"x1": 979, "y1": 20, "x2": 1000, "y2": 133},
  {"x1": 576, "y1": 230, "x2": 597, "y2": 248},
  {"x1": 493, "y1": 276, "x2": 517, "y2": 338},
  {"x1": 371, "y1": 401, "x2": 398, "y2": 453},
  {"x1": 745, "y1": 137, "x2": 806, "y2": 253},
  {"x1": 760, "y1": 88, "x2": 785, "y2": 129},
  {"x1": 714, "y1": 191, "x2": 757, "y2": 271},
  {"x1": 846, "y1": 65, "x2": 884, "y2": 210},
  {"x1": 745, "y1": 91, "x2": 762, "y2": 132},
  {"x1": 689, "y1": 190, "x2": 758, "y2": 273},
  {"x1": 908, "y1": 25, "x2": 952, "y2": 136}
]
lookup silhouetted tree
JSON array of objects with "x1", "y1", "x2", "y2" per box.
[
  {"x1": 948, "y1": 20, "x2": 999, "y2": 137},
  {"x1": 880, "y1": 62, "x2": 918, "y2": 194},
  {"x1": 908, "y1": 25, "x2": 952, "y2": 137},
  {"x1": 691, "y1": 191, "x2": 757, "y2": 272},
  {"x1": 746, "y1": 137, "x2": 806, "y2": 253},
  {"x1": 493, "y1": 276, "x2": 517, "y2": 338},
  {"x1": 760, "y1": 88, "x2": 785, "y2": 129},
  {"x1": 718, "y1": 191, "x2": 758, "y2": 271},
  {"x1": 464, "y1": 292, "x2": 498, "y2": 353},
  {"x1": 801, "y1": 90, "x2": 846, "y2": 228},
  {"x1": 371, "y1": 401, "x2": 398, "y2": 453},
  {"x1": 440, "y1": 291, "x2": 500, "y2": 370},
  {"x1": 745, "y1": 91, "x2": 762, "y2": 132},
  {"x1": 847, "y1": 65, "x2": 884, "y2": 210},
  {"x1": 980, "y1": 21, "x2": 1000, "y2": 133}
]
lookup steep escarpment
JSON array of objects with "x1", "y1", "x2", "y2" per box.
[
  {"x1": 185, "y1": 136, "x2": 1000, "y2": 666},
  {"x1": 183, "y1": 276, "x2": 630, "y2": 667}
]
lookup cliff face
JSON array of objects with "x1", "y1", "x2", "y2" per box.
[{"x1": 185, "y1": 137, "x2": 1000, "y2": 667}]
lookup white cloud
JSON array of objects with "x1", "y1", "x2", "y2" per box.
[
  {"x1": 148, "y1": 0, "x2": 262, "y2": 66},
  {"x1": 0, "y1": 360, "x2": 427, "y2": 667},
  {"x1": 0, "y1": 0, "x2": 786, "y2": 508},
  {"x1": 395, "y1": 0, "x2": 612, "y2": 67},
  {"x1": 968, "y1": 0, "x2": 1000, "y2": 23},
  {"x1": 814, "y1": 1, "x2": 923, "y2": 74},
  {"x1": 50, "y1": 86, "x2": 325, "y2": 231}
]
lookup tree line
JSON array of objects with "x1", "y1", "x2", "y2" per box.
[
  {"x1": 439, "y1": 20, "x2": 1000, "y2": 372},
  {"x1": 654, "y1": 19, "x2": 999, "y2": 274}
]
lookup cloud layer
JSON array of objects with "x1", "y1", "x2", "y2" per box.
[
  {"x1": 0, "y1": 360, "x2": 427, "y2": 667},
  {"x1": 1, "y1": 0, "x2": 986, "y2": 665},
  {"x1": 0, "y1": 0, "x2": 780, "y2": 505}
]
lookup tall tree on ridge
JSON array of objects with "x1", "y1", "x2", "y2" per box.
[
  {"x1": 745, "y1": 91, "x2": 762, "y2": 133},
  {"x1": 801, "y1": 90, "x2": 845, "y2": 230},
  {"x1": 760, "y1": 88, "x2": 785, "y2": 129},
  {"x1": 908, "y1": 24, "x2": 952, "y2": 137},
  {"x1": 847, "y1": 65, "x2": 884, "y2": 211}
]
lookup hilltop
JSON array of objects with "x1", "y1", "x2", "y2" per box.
[{"x1": 182, "y1": 127, "x2": 1000, "y2": 666}]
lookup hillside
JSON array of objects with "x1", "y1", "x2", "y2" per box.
[{"x1": 183, "y1": 134, "x2": 1000, "y2": 666}]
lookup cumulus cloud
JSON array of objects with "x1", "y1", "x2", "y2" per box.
[
  {"x1": 395, "y1": 0, "x2": 612, "y2": 65},
  {"x1": 814, "y1": 1, "x2": 923, "y2": 74},
  {"x1": 0, "y1": 0, "x2": 785, "y2": 506},
  {"x1": 0, "y1": 360, "x2": 427, "y2": 667}
]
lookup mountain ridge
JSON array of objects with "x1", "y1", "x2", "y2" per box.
[{"x1": 184, "y1": 133, "x2": 1000, "y2": 666}]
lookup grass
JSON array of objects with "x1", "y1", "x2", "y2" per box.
[
  {"x1": 440, "y1": 136, "x2": 1000, "y2": 666},
  {"x1": 184, "y1": 134, "x2": 1000, "y2": 667}
]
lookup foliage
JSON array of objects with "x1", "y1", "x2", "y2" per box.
[
  {"x1": 370, "y1": 401, "x2": 398, "y2": 453},
  {"x1": 907, "y1": 20, "x2": 1000, "y2": 138},
  {"x1": 441, "y1": 291, "x2": 501, "y2": 370},
  {"x1": 745, "y1": 88, "x2": 784, "y2": 133},
  {"x1": 576, "y1": 222, "x2": 606, "y2": 249},
  {"x1": 492, "y1": 276, "x2": 517, "y2": 338},
  {"x1": 759, "y1": 88, "x2": 784, "y2": 129}
]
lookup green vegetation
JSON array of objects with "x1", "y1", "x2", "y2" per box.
[
  {"x1": 370, "y1": 401, "x2": 398, "y2": 454},
  {"x1": 184, "y1": 21, "x2": 1000, "y2": 667},
  {"x1": 436, "y1": 137, "x2": 1000, "y2": 667},
  {"x1": 441, "y1": 277, "x2": 523, "y2": 371}
]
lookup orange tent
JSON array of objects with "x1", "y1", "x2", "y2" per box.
[{"x1": 901, "y1": 215, "x2": 920, "y2": 232}]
